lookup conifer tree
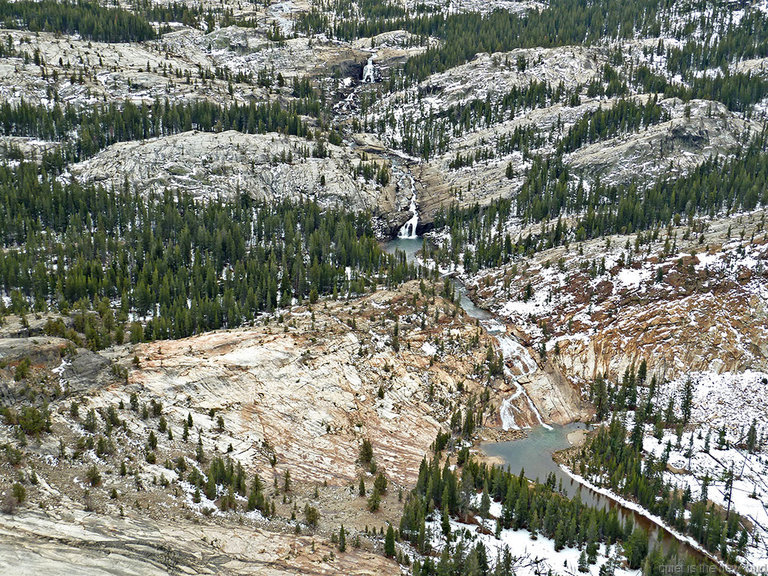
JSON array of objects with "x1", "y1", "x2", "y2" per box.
[
  {"x1": 384, "y1": 524, "x2": 396, "y2": 557},
  {"x1": 338, "y1": 525, "x2": 346, "y2": 552}
]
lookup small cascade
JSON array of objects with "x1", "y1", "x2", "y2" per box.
[
  {"x1": 499, "y1": 385, "x2": 523, "y2": 430},
  {"x1": 493, "y1": 334, "x2": 552, "y2": 430},
  {"x1": 362, "y1": 55, "x2": 375, "y2": 83},
  {"x1": 397, "y1": 169, "x2": 419, "y2": 239},
  {"x1": 398, "y1": 192, "x2": 419, "y2": 239}
]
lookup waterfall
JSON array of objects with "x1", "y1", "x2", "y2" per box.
[
  {"x1": 362, "y1": 55, "x2": 375, "y2": 83},
  {"x1": 494, "y1": 334, "x2": 552, "y2": 430},
  {"x1": 398, "y1": 192, "x2": 419, "y2": 239},
  {"x1": 398, "y1": 170, "x2": 419, "y2": 239}
]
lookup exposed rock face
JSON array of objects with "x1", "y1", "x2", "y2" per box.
[
  {"x1": 567, "y1": 99, "x2": 756, "y2": 187},
  {"x1": 415, "y1": 47, "x2": 604, "y2": 104},
  {"x1": 466, "y1": 212, "x2": 768, "y2": 404},
  {"x1": 0, "y1": 26, "x2": 392, "y2": 213},
  {"x1": 0, "y1": 509, "x2": 398, "y2": 576},
  {"x1": 61, "y1": 349, "x2": 113, "y2": 396},
  {"x1": 0, "y1": 137, "x2": 60, "y2": 163},
  {"x1": 413, "y1": 95, "x2": 760, "y2": 225},
  {"x1": 0, "y1": 283, "x2": 507, "y2": 574},
  {"x1": 403, "y1": 0, "x2": 544, "y2": 14},
  {"x1": 0, "y1": 337, "x2": 67, "y2": 368},
  {"x1": 121, "y1": 282, "x2": 502, "y2": 486},
  {"x1": 0, "y1": 27, "x2": 368, "y2": 110},
  {"x1": 0, "y1": 283, "x2": 532, "y2": 574},
  {"x1": 551, "y1": 273, "x2": 768, "y2": 382},
  {"x1": 1, "y1": 28, "x2": 761, "y2": 228},
  {"x1": 69, "y1": 130, "x2": 395, "y2": 213},
  {"x1": 485, "y1": 329, "x2": 590, "y2": 427},
  {"x1": 128, "y1": 325, "x2": 443, "y2": 487},
  {"x1": 371, "y1": 46, "x2": 609, "y2": 223},
  {"x1": 0, "y1": 0, "x2": 766, "y2": 571},
  {"x1": 518, "y1": 361, "x2": 590, "y2": 425}
]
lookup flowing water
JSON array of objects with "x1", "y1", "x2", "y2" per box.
[
  {"x1": 396, "y1": 169, "x2": 420, "y2": 239},
  {"x1": 383, "y1": 235, "x2": 724, "y2": 571},
  {"x1": 483, "y1": 425, "x2": 724, "y2": 565}
]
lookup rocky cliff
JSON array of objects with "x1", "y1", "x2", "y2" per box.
[
  {"x1": 0, "y1": 282, "x2": 510, "y2": 573},
  {"x1": 466, "y1": 211, "x2": 768, "y2": 401},
  {"x1": 69, "y1": 130, "x2": 395, "y2": 213}
]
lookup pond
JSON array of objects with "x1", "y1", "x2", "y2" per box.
[
  {"x1": 482, "y1": 424, "x2": 725, "y2": 568},
  {"x1": 383, "y1": 235, "x2": 725, "y2": 571}
]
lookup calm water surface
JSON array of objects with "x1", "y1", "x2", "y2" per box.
[{"x1": 384, "y1": 235, "x2": 719, "y2": 569}]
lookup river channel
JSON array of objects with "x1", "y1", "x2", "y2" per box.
[{"x1": 384, "y1": 235, "x2": 726, "y2": 572}]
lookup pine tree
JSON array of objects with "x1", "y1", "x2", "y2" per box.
[
  {"x1": 392, "y1": 320, "x2": 400, "y2": 352},
  {"x1": 367, "y1": 488, "x2": 381, "y2": 512},
  {"x1": 480, "y1": 484, "x2": 491, "y2": 520},
  {"x1": 578, "y1": 550, "x2": 589, "y2": 572},
  {"x1": 637, "y1": 359, "x2": 647, "y2": 384},
  {"x1": 359, "y1": 439, "x2": 373, "y2": 465},
  {"x1": 384, "y1": 524, "x2": 396, "y2": 557},
  {"x1": 554, "y1": 519, "x2": 567, "y2": 551},
  {"x1": 338, "y1": 525, "x2": 346, "y2": 552},
  {"x1": 441, "y1": 505, "x2": 451, "y2": 538},
  {"x1": 625, "y1": 528, "x2": 648, "y2": 569},
  {"x1": 681, "y1": 378, "x2": 694, "y2": 425},
  {"x1": 747, "y1": 419, "x2": 757, "y2": 453}
]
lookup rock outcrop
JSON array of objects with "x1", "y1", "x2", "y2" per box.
[
  {"x1": 69, "y1": 130, "x2": 395, "y2": 213},
  {"x1": 0, "y1": 283, "x2": 511, "y2": 575},
  {"x1": 0, "y1": 509, "x2": 398, "y2": 576},
  {"x1": 567, "y1": 99, "x2": 755, "y2": 187},
  {"x1": 467, "y1": 211, "x2": 768, "y2": 402},
  {"x1": 117, "y1": 282, "x2": 505, "y2": 486}
]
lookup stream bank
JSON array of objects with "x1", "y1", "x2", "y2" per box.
[{"x1": 384, "y1": 232, "x2": 729, "y2": 573}]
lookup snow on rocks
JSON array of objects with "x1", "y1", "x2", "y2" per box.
[{"x1": 423, "y1": 506, "x2": 637, "y2": 576}]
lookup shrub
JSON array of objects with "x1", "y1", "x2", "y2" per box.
[
  {"x1": 12, "y1": 483, "x2": 26, "y2": 504},
  {"x1": 86, "y1": 464, "x2": 101, "y2": 486},
  {"x1": 1, "y1": 493, "x2": 18, "y2": 514},
  {"x1": 304, "y1": 503, "x2": 319, "y2": 528},
  {"x1": 359, "y1": 438, "x2": 373, "y2": 465},
  {"x1": 19, "y1": 405, "x2": 50, "y2": 436},
  {"x1": 14, "y1": 358, "x2": 31, "y2": 381}
]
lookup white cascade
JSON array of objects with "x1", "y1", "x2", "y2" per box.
[
  {"x1": 398, "y1": 192, "x2": 419, "y2": 239},
  {"x1": 398, "y1": 171, "x2": 419, "y2": 239},
  {"x1": 362, "y1": 55, "x2": 375, "y2": 83},
  {"x1": 493, "y1": 334, "x2": 552, "y2": 431}
]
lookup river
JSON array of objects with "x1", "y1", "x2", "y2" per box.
[
  {"x1": 384, "y1": 235, "x2": 727, "y2": 572},
  {"x1": 483, "y1": 424, "x2": 703, "y2": 562}
]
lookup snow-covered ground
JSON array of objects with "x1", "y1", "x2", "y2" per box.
[
  {"x1": 641, "y1": 370, "x2": 768, "y2": 568},
  {"x1": 463, "y1": 212, "x2": 767, "y2": 383},
  {"x1": 455, "y1": 212, "x2": 768, "y2": 569},
  {"x1": 573, "y1": 368, "x2": 768, "y2": 570},
  {"x1": 559, "y1": 467, "x2": 737, "y2": 574},
  {"x1": 420, "y1": 499, "x2": 638, "y2": 576}
]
